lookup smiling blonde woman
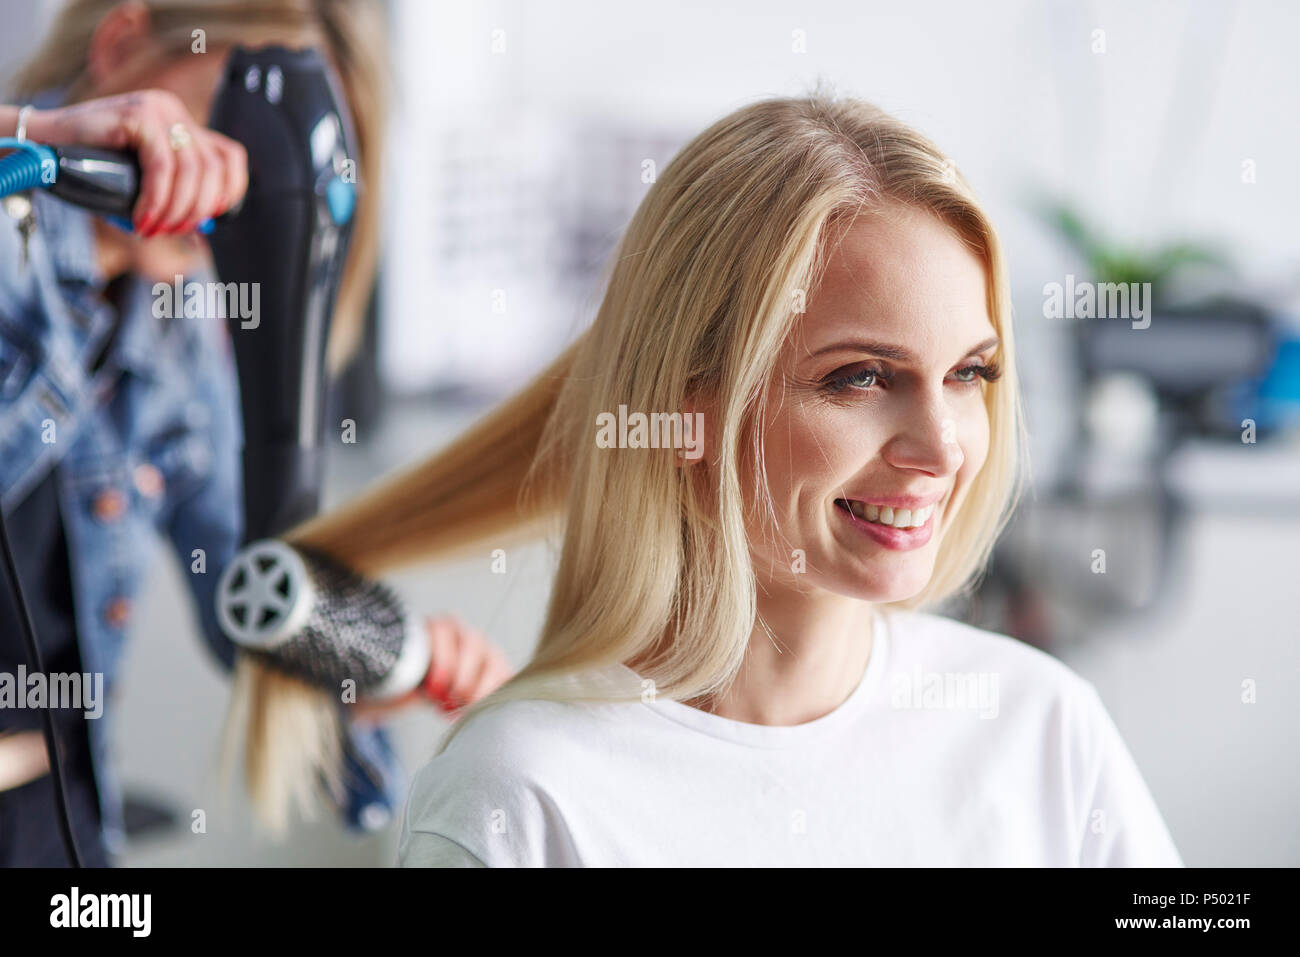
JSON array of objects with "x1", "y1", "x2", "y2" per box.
[{"x1": 281, "y1": 90, "x2": 1183, "y2": 867}]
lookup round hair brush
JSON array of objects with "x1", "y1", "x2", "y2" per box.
[{"x1": 215, "y1": 539, "x2": 431, "y2": 700}]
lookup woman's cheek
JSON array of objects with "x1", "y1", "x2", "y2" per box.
[{"x1": 955, "y1": 399, "x2": 991, "y2": 480}]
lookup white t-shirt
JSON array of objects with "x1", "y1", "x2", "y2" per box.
[{"x1": 398, "y1": 607, "x2": 1183, "y2": 867}]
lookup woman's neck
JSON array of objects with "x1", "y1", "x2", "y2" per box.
[{"x1": 685, "y1": 593, "x2": 877, "y2": 725}]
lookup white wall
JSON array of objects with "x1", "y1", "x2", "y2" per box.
[{"x1": 380, "y1": 0, "x2": 1300, "y2": 391}]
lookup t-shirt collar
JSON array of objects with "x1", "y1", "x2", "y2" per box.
[{"x1": 627, "y1": 605, "x2": 890, "y2": 749}]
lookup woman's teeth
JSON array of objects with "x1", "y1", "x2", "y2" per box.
[{"x1": 842, "y1": 500, "x2": 934, "y2": 529}]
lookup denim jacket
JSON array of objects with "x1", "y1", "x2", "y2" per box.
[{"x1": 0, "y1": 97, "x2": 403, "y2": 859}]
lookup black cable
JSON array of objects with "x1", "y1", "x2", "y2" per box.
[{"x1": 0, "y1": 500, "x2": 83, "y2": 867}]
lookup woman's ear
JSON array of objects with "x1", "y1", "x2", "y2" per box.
[{"x1": 86, "y1": 0, "x2": 153, "y2": 91}]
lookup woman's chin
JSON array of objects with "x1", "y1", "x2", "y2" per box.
[{"x1": 845, "y1": 561, "x2": 933, "y2": 604}]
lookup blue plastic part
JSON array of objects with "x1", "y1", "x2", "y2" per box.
[
  {"x1": 0, "y1": 138, "x2": 58, "y2": 197},
  {"x1": 2, "y1": 138, "x2": 212, "y2": 233},
  {"x1": 1223, "y1": 336, "x2": 1300, "y2": 433},
  {"x1": 325, "y1": 176, "x2": 355, "y2": 226},
  {"x1": 1257, "y1": 338, "x2": 1300, "y2": 402},
  {"x1": 106, "y1": 213, "x2": 213, "y2": 235}
]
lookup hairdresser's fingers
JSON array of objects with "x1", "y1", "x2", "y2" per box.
[
  {"x1": 175, "y1": 133, "x2": 226, "y2": 230},
  {"x1": 456, "y1": 632, "x2": 512, "y2": 708},
  {"x1": 127, "y1": 117, "x2": 177, "y2": 234},
  {"x1": 445, "y1": 619, "x2": 512, "y2": 708},
  {"x1": 213, "y1": 135, "x2": 248, "y2": 215},
  {"x1": 445, "y1": 618, "x2": 491, "y2": 708},
  {"x1": 468, "y1": 644, "x2": 513, "y2": 703},
  {"x1": 151, "y1": 127, "x2": 203, "y2": 235},
  {"x1": 181, "y1": 128, "x2": 246, "y2": 223},
  {"x1": 424, "y1": 615, "x2": 457, "y2": 700}
]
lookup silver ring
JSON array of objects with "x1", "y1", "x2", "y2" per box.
[
  {"x1": 167, "y1": 122, "x2": 192, "y2": 151},
  {"x1": 15, "y1": 105, "x2": 33, "y2": 142}
]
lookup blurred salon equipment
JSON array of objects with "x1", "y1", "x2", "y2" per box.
[
  {"x1": 955, "y1": 294, "x2": 1300, "y2": 650},
  {"x1": 0, "y1": 44, "x2": 360, "y2": 857},
  {"x1": 207, "y1": 45, "x2": 359, "y2": 539}
]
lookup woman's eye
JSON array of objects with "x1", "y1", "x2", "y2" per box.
[
  {"x1": 952, "y1": 362, "x2": 1002, "y2": 386},
  {"x1": 826, "y1": 367, "x2": 880, "y2": 393},
  {"x1": 824, "y1": 361, "x2": 999, "y2": 395}
]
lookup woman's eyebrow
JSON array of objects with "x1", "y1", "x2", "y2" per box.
[{"x1": 810, "y1": 336, "x2": 1000, "y2": 361}]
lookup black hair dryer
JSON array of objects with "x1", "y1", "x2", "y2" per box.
[
  {"x1": 206, "y1": 45, "x2": 360, "y2": 541},
  {"x1": 0, "y1": 45, "x2": 360, "y2": 540}
]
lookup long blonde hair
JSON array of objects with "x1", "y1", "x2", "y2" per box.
[
  {"x1": 258, "y1": 90, "x2": 1028, "y2": 830},
  {"x1": 8, "y1": 0, "x2": 386, "y2": 373}
]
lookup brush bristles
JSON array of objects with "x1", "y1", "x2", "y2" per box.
[{"x1": 254, "y1": 544, "x2": 407, "y2": 694}]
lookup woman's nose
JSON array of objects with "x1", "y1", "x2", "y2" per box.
[{"x1": 881, "y1": 395, "x2": 966, "y2": 477}]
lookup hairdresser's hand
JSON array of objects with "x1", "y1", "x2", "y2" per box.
[
  {"x1": 351, "y1": 616, "x2": 514, "y2": 723},
  {"x1": 423, "y1": 615, "x2": 515, "y2": 715},
  {"x1": 8, "y1": 90, "x2": 247, "y2": 235}
]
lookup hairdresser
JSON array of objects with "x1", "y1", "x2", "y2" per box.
[{"x1": 0, "y1": 0, "x2": 510, "y2": 867}]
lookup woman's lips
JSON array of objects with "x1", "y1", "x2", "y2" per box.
[{"x1": 834, "y1": 499, "x2": 935, "y2": 551}]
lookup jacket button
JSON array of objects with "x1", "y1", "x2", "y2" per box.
[
  {"x1": 92, "y1": 489, "x2": 127, "y2": 522},
  {"x1": 134, "y1": 463, "x2": 165, "y2": 498},
  {"x1": 104, "y1": 597, "x2": 130, "y2": 629},
  {"x1": 359, "y1": 803, "x2": 391, "y2": 831}
]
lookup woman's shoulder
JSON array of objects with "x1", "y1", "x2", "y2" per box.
[
  {"x1": 881, "y1": 609, "x2": 1122, "y2": 795},
  {"x1": 418, "y1": 697, "x2": 600, "y2": 777},
  {"x1": 882, "y1": 607, "x2": 1101, "y2": 707},
  {"x1": 400, "y1": 695, "x2": 618, "y2": 866}
]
